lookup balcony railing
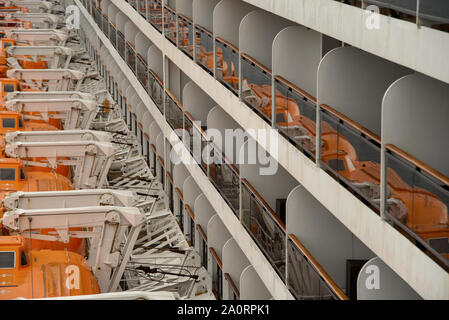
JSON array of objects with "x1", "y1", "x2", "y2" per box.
[
  {"x1": 287, "y1": 234, "x2": 348, "y2": 300},
  {"x1": 148, "y1": 0, "x2": 163, "y2": 32},
  {"x1": 195, "y1": 25, "x2": 214, "y2": 74},
  {"x1": 210, "y1": 247, "x2": 223, "y2": 300},
  {"x1": 273, "y1": 76, "x2": 317, "y2": 161},
  {"x1": 148, "y1": 69, "x2": 164, "y2": 114},
  {"x1": 241, "y1": 53, "x2": 273, "y2": 124},
  {"x1": 319, "y1": 104, "x2": 382, "y2": 212},
  {"x1": 108, "y1": 21, "x2": 117, "y2": 48},
  {"x1": 336, "y1": 0, "x2": 449, "y2": 33},
  {"x1": 215, "y1": 37, "x2": 239, "y2": 96},
  {"x1": 177, "y1": 14, "x2": 193, "y2": 58},
  {"x1": 116, "y1": 30, "x2": 126, "y2": 60},
  {"x1": 209, "y1": 144, "x2": 240, "y2": 217},
  {"x1": 224, "y1": 273, "x2": 240, "y2": 300},
  {"x1": 184, "y1": 112, "x2": 209, "y2": 175},
  {"x1": 125, "y1": 41, "x2": 137, "y2": 73},
  {"x1": 164, "y1": 89, "x2": 184, "y2": 130},
  {"x1": 138, "y1": 0, "x2": 147, "y2": 19},
  {"x1": 136, "y1": 54, "x2": 148, "y2": 88},
  {"x1": 164, "y1": 5, "x2": 177, "y2": 45},
  {"x1": 241, "y1": 178, "x2": 286, "y2": 280},
  {"x1": 185, "y1": 204, "x2": 196, "y2": 247},
  {"x1": 197, "y1": 224, "x2": 208, "y2": 269}
]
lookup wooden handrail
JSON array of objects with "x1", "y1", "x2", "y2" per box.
[
  {"x1": 184, "y1": 111, "x2": 208, "y2": 141},
  {"x1": 196, "y1": 224, "x2": 207, "y2": 242},
  {"x1": 175, "y1": 187, "x2": 184, "y2": 202},
  {"x1": 209, "y1": 141, "x2": 240, "y2": 176},
  {"x1": 144, "y1": 133, "x2": 150, "y2": 141},
  {"x1": 157, "y1": 155, "x2": 165, "y2": 168},
  {"x1": 166, "y1": 171, "x2": 174, "y2": 184},
  {"x1": 137, "y1": 53, "x2": 148, "y2": 67},
  {"x1": 194, "y1": 24, "x2": 212, "y2": 35},
  {"x1": 148, "y1": 69, "x2": 163, "y2": 86},
  {"x1": 185, "y1": 204, "x2": 195, "y2": 220},
  {"x1": 274, "y1": 75, "x2": 317, "y2": 105},
  {"x1": 320, "y1": 104, "x2": 381, "y2": 145},
  {"x1": 125, "y1": 40, "x2": 136, "y2": 51},
  {"x1": 209, "y1": 247, "x2": 223, "y2": 270},
  {"x1": 241, "y1": 53, "x2": 272, "y2": 75},
  {"x1": 289, "y1": 234, "x2": 348, "y2": 300},
  {"x1": 150, "y1": 144, "x2": 157, "y2": 154},
  {"x1": 224, "y1": 273, "x2": 240, "y2": 299},
  {"x1": 164, "y1": 4, "x2": 175, "y2": 13},
  {"x1": 138, "y1": 122, "x2": 143, "y2": 130},
  {"x1": 215, "y1": 36, "x2": 239, "y2": 53},
  {"x1": 241, "y1": 178, "x2": 285, "y2": 231},
  {"x1": 386, "y1": 144, "x2": 449, "y2": 187},
  {"x1": 177, "y1": 13, "x2": 192, "y2": 24},
  {"x1": 164, "y1": 88, "x2": 184, "y2": 110}
]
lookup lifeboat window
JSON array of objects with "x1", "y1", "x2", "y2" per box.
[
  {"x1": 2, "y1": 117, "x2": 15, "y2": 128},
  {"x1": 0, "y1": 251, "x2": 15, "y2": 269},
  {"x1": 19, "y1": 168, "x2": 25, "y2": 180},
  {"x1": 0, "y1": 168, "x2": 16, "y2": 181},
  {"x1": 3, "y1": 83, "x2": 15, "y2": 93},
  {"x1": 2, "y1": 41, "x2": 12, "y2": 49},
  {"x1": 20, "y1": 250, "x2": 27, "y2": 267},
  {"x1": 428, "y1": 238, "x2": 449, "y2": 255},
  {"x1": 18, "y1": 118, "x2": 23, "y2": 128},
  {"x1": 328, "y1": 159, "x2": 346, "y2": 172},
  {"x1": 276, "y1": 113, "x2": 286, "y2": 123}
]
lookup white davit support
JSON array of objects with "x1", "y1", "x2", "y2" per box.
[
  {"x1": 6, "y1": 46, "x2": 74, "y2": 69},
  {"x1": 2, "y1": 189, "x2": 138, "y2": 211},
  {"x1": 5, "y1": 90, "x2": 108, "y2": 105},
  {"x1": 5, "y1": 13, "x2": 61, "y2": 28},
  {"x1": 6, "y1": 68, "x2": 85, "y2": 91},
  {"x1": 5, "y1": 138, "x2": 115, "y2": 189},
  {"x1": 5, "y1": 29, "x2": 69, "y2": 46},
  {"x1": 8, "y1": 1, "x2": 54, "y2": 13},
  {"x1": 2, "y1": 206, "x2": 146, "y2": 293},
  {"x1": 5, "y1": 98, "x2": 99, "y2": 130}
]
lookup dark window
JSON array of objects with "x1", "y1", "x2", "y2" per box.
[
  {"x1": 3, "y1": 41, "x2": 12, "y2": 49},
  {"x1": 2, "y1": 118, "x2": 15, "y2": 129},
  {"x1": 20, "y1": 250, "x2": 27, "y2": 267},
  {"x1": 276, "y1": 113, "x2": 286, "y2": 123},
  {"x1": 328, "y1": 159, "x2": 346, "y2": 172},
  {"x1": 3, "y1": 84, "x2": 15, "y2": 93},
  {"x1": 0, "y1": 252, "x2": 15, "y2": 269},
  {"x1": 20, "y1": 169, "x2": 25, "y2": 180},
  {"x1": 428, "y1": 238, "x2": 449, "y2": 255},
  {"x1": 0, "y1": 168, "x2": 16, "y2": 181},
  {"x1": 18, "y1": 118, "x2": 23, "y2": 128}
]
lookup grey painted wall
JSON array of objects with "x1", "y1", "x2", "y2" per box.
[
  {"x1": 382, "y1": 74, "x2": 449, "y2": 177},
  {"x1": 318, "y1": 47, "x2": 410, "y2": 136}
]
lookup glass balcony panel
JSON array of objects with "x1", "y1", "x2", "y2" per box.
[
  {"x1": 209, "y1": 145, "x2": 240, "y2": 217},
  {"x1": 241, "y1": 55, "x2": 273, "y2": 124},
  {"x1": 385, "y1": 150, "x2": 449, "y2": 264},
  {"x1": 109, "y1": 22, "x2": 117, "y2": 48},
  {"x1": 241, "y1": 181, "x2": 286, "y2": 279},
  {"x1": 138, "y1": 0, "x2": 147, "y2": 18},
  {"x1": 164, "y1": 6, "x2": 177, "y2": 44},
  {"x1": 178, "y1": 16, "x2": 193, "y2": 58},
  {"x1": 287, "y1": 238, "x2": 336, "y2": 300},
  {"x1": 137, "y1": 55, "x2": 148, "y2": 89},
  {"x1": 320, "y1": 108, "x2": 382, "y2": 212},
  {"x1": 215, "y1": 38, "x2": 239, "y2": 96},
  {"x1": 126, "y1": 42, "x2": 137, "y2": 74},
  {"x1": 274, "y1": 79, "x2": 317, "y2": 160},
  {"x1": 195, "y1": 26, "x2": 214, "y2": 74},
  {"x1": 147, "y1": 70, "x2": 164, "y2": 114},
  {"x1": 149, "y1": 0, "x2": 163, "y2": 32},
  {"x1": 102, "y1": 14, "x2": 109, "y2": 37},
  {"x1": 165, "y1": 91, "x2": 184, "y2": 130},
  {"x1": 117, "y1": 31, "x2": 126, "y2": 60}
]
